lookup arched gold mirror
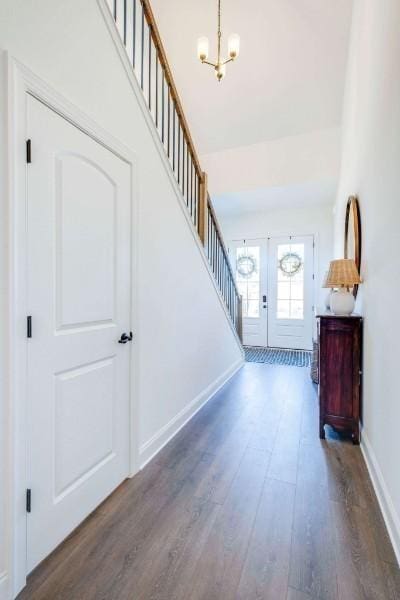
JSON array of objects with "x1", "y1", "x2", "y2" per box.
[{"x1": 344, "y1": 196, "x2": 361, "y2": 297}]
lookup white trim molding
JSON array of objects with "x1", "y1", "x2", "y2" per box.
[
  {"x1": 361, "y1": 431, "x2": 400, "y2": 566},
  {"x1": 139, "y1": 357, "x2": 244, "y2": 468}
]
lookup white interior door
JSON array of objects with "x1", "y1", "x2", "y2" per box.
[
  {"x1": 26, "y1": 95, "x2": 132, "y2": 571},
  {"x1": 267, "y1": 235, "x2": 314, "y2": 350},
  {"x1": 230, "y1": 239, "x2": 268, "y2": 347}
]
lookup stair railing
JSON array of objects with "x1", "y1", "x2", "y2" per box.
[
  {"x1": 206, "y1": 194, "x2": 243, "y2": 339},
  {"x1": 107, "y1": 0, "x2": 243, "y2": 341}
]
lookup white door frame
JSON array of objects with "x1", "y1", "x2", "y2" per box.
[
  {"x1": 228, "y1": 238, "x2": 268, "y2": 347},
  {"x1": 6, "y1": 56, "x2": 139, "y2": 596},
  {"x1": 267, "y1": 234, "x2": 315, "y2": 350},
  {"x1": 229, "y1": 232, "x2": 319, "y2": 348}
]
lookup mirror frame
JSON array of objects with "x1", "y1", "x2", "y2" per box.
[{"x1": 344, "y1": 195, "x2": 362, "y2": 298}]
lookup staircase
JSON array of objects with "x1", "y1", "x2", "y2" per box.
[{"x1": 106, "y1": 0, "x2": 243, "y2": 341}]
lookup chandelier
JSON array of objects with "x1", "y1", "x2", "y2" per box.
[{"x1": 197, "y1": 0, "x2": 240, "y2": 81}]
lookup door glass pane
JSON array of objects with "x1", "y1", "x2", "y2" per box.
[
  {"x1": 276, "y1": 242, "x2": 304, "y2": 319},
  {"x1": 247, "y1": 300, "x2": 259, "y2": 318},
  {"x1": 235, "y1": 246, "x2": 260, "y2": 318},
  {"x1": 277, "y1": 281, "x2": 290, "y2": 300},
  {"x1": 247, "y1": 282, "x2": 259, "y2": 300},
  {"x1": 277, "y1": 300, "x2": 290, "y2": 319}
]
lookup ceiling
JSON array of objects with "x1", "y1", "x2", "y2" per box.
[
  {"x1": 212, "y1": 181, "x2": 336, "y2": 218},
  {"x1": 150, "y1": 0, "x2": 353, "y2": 155}
]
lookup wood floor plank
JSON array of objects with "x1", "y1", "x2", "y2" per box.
[
  {"x1": 237, "y1": 478, "x2": 295, "y2": 599},
  {"x1": 267, "y1": 384, "x2": 304, "y2": 485},
  {"x1": 194, "y1": 393, "x2": 267, "y2": 504},
  {"x1": 332, "y1": 500, "x2": 397, "y2": 600},
  {"x1": 286, "y1": 587, "x2": 312, "y2": 599},
  {"x1": 381, "y1": 560, "x2": 400, "y2": 600},
  {"x1": 188, "y1": 446, "x2": 271, "y2": 600},
  {"x1": 18, "y1": 459, "x2": 164, "y2": 597},
  {"x1": 130, "y1": 495, "x2": 219, "y2": 600},
  {"x1": 289, "y1": 441, "x2": 338, "y2": 600},
  {"x1": 340, "y1": 445, "x2": 398, "y2": 565},
  {"x1": 313, "y1": 437, "x2": 398, "y2": 566},
  {"x1": 69, "y1": 451, "x2": 212, "y2": 600},
  {"x1": 18, "y1": 363, "x2": 400, "y2": 600},
  {"x1": 22, "y1": 446, "x2": 207, "y2": 600}
]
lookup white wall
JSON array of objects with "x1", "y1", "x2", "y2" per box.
[
  {"x1": 220, "y1": 203, "x2": 334, "y2": 309},
  {"x1": 333, "y1": 0, "x2": 400, "y2": 563},
  {"x1": 0, "y1": 1, "x2": 243, "y2": 597},
  {"x1": 202, "y1": 127, "x2": 341, "y2": 196}
]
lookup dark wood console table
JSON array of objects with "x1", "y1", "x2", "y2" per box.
[{"x1": 317, "y1": 313, "x2": 362, "y2": 444}]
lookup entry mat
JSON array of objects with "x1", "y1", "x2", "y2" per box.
[{"x1": 244, "y1": 346, "x2": 312, "y2": 367}]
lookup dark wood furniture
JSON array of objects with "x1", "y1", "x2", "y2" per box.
[{"x1": 317, "y1": 314, "x2": 362, "y2": 444}]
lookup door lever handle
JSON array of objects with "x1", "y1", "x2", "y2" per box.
[{"x1": 118, "y1": 332, "x2": 133, "y2": 344}]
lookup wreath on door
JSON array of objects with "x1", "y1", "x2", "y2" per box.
[
  {"x1": 237, "y1": 254, "x2": 257, "y2": 278},
  {"x1": 278, "y1": 252, "x2": 303, "y2": 277}
]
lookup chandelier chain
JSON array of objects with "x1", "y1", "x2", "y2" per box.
[{"x1": 217, "y1": 0, "x2": 222, "y2": 65}]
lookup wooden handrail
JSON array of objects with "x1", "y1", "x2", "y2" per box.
[
  {"x1": 109, "y1": 0, "x2": 242, "y2": 341},
  {"x1": 140, "y1": 0, "x2": 203, "y2": 180},
  {"x1": 198, "y1": 172, "x2": 208, "y2": 244}
]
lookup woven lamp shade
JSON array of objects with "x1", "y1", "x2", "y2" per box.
[{"x1": 324, "y1": 259, "x2": 361, "y2": 288}]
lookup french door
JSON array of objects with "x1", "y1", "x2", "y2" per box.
[
  {"x1": 229, "y1": 239, "x2": 268, "y2": 347},
  {"x1": 230, "y1": 236, "x2": 314, "y2": 350},
  {"x1": 26, "y1": 95, "x2": 132, "y2": 571},
  {"x1": 267, "y1": 235, "x2": 314, "y2": 350}
]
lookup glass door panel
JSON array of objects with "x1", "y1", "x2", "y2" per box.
[
  {"x1": 268, "y1": 236, "x2": 314, "y2": 350},
  {"x1": 229, "y1": 239, "x2": 268, "y2": 347}
]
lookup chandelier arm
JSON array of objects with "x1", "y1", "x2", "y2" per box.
[
  {"x1": 202, "y1": 60, "x2": 217, "y2": 68},
  {"x1": 222, "y1": 57, "x2": 234, "y2": 65}
]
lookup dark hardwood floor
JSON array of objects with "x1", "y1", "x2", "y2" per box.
[{"x1": 19, "y1": 363, "x2": 400, "y2": 600}]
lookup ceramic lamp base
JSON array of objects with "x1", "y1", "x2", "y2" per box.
[
  {"x1": 324, "y1": 290, "x2": 332, "y2": 310},
  {"x1": 330, "y1": 288, "x2": 355, "y2": 316}
]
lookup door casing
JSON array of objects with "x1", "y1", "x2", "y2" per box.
[
  {"x1": 229, "y1": 234, "x2": 318, "y2": 349},
  {"x1": 267, "y1": 235, "x2": 314, "y2": 350},
  {"x1": 6, "y1": 57, "x2": 139, "y2": 596},
  {"x1": 229, "y1": 238, "x2": 268, "y2": 347}
]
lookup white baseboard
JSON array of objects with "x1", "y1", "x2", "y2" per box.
[
  {"x1": 139, "y1": 358, "x2": 244, "y2": 469},
  {"x1": 361, "y1": 431, "x2": 400, "y2": 566}
]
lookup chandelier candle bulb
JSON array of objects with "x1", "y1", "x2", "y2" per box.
[
  {"x1": 228, "y1": 33, "x2": 240, "y2": 59},
  {"x1": 197, "y1": 37, "x2": 209, "y2": 62},
  {"x1": 197, "y1": 0, "x2": 240, "y2": 80}
]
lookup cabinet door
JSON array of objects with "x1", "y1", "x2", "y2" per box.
[{"x1": 320, "y1": 319, "x2": 360, "y2": 420}]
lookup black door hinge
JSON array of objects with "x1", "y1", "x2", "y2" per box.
[
  {"x1": 26, "y1": 139, "x2": 32, "y2": 164},
  {"x1": 26, "y1": 489, "x2": 32, "y2": 513},
  {"x1": 27, "y1": 316, "x2": 32, "y2": 338}
]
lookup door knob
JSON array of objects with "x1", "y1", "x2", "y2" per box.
[{"x1": 118, "y1": 332, "x2": 133, "y2": 344}]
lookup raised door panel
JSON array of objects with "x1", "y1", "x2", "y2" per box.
[
  {"x1": 54, "y1": 358, "x2": 116, "y2": 499},
  {"x1": 56, "y1": 154, "x2": 116, "y2": 330},
  {"x1": 322, "y1": 326, "x2": 355, "y2": 419}
]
